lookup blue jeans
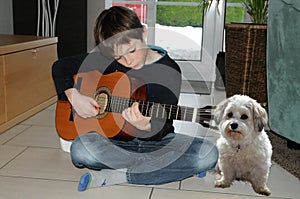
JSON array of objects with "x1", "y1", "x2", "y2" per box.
[{"x1": 70, "y1": 132, "x2": 218, "y2": 185}]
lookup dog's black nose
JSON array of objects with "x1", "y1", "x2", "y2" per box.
[{"x1": 230, "y1": 123, "x2": 238, "y2": 130}]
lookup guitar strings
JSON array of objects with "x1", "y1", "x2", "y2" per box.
[
  {"x1": 95, "y1": 94, "x2": 218, "y2": 129},
  {"x1": 96, "y1": 95, "x2": 213, "y2": 119}
]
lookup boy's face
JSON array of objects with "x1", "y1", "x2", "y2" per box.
[{"x1": 113, "y1": 38, "x2": 148, "y2": 70}]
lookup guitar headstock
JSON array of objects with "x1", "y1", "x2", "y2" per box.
[{"x1": 198, "y1": 105, "x2": 218, "y2": 130}]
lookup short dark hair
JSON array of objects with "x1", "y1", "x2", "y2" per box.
[{"x1": 94, "y1": 6, "x2": 144, "y2": 46}]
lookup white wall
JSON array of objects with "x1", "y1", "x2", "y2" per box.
[
  {"x1": 0, "y1": 0, "x2": 13, "y2": 34},
  {"x1": 87, "y1": 0, "x2": 105, "y2": 52}
]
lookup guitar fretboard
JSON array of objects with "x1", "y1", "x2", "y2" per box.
[{"x1": 105, "y1": 95, "x2": 214, "y2": 125}]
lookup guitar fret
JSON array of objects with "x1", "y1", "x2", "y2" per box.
[
  {"x1": 114, "y1": 97, "x2": 117, "y2": 112},
  {"x1": 156, "y1": 103, "x2": 159, "y2": 118},
  {"x1": 109, "y1": 96, "x2": 114, "y2": 112},
  {"x1": 192, "y1": 108, "x2": 197, "y2": 122},
  {"x1": 151, "y1": 102, "x2": 155, "y2": 118},
  {"x1": 188, "y1": 107, "x2": 194, "y2": 122},
  {"x1": 116, "y1": 96, "x2": 120, "y2": 113},
  {"x1": 140, "y1": 101, "x2": 144, "y2": 115},
  {"x1": 175, "y1": 106, "x2": 179, "y2": 120},
  {"x1": 168, "y1": 105, "x2": 172, "y2": 119},
  {"x1": 115, "y1": 96, "x2": 118, "y2": 112},
  {"x1": 183, "y1": 106, "x2": 187, "y2": 121},
  {"x1": 146, "y1": 102, "x2": 149, "y2": 117}
]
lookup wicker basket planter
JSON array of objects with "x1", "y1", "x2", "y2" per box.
[{"x1": 225, "y1": 23, "x2": 267, "y2": 104}]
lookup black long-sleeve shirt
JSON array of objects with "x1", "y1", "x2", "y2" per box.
[{"x1": 52, "y1": 46, "x2": 182, "y2": 141}]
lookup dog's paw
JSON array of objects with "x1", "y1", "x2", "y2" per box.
[
  {"x1": 214, "y1": 179, "x2": 230, "y2": 188},
  {"x1": 215, "y1": 173, "x2": 222, "y2": 180},
  {"x1": 255, "y1": 187, "x2": 271, "y2": 196}
]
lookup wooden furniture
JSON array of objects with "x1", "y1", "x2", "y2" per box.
[{"x1": 0, "y1": 34, "x2": 57, "y2": 133}]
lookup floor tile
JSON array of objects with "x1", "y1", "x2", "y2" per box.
[
  {"x1": 0, "y1": 147, "x2": 85, "y2": 181},
  {"x1": 0, "y1": 124, "x2": 30, "y2": 144},
  {"x1": 0, "y1": 176, "x2": 151, "y2": 199},
  {"x1": 21, "y1": 109, "x2": 55, "y2": 126},
  {"x1": 5, "y1": 125, "x2": 60, "y2": 149},
  {"x1": 0, "y1": 145, "x2": 26, "y2": 168},
  {"x1": 181, "y1": 163, "x2": 300, "y2": 198},
  {"x1": 181, "y1": 172, "x2": 256, "y2": 196},
  {"x1": 126, "y1": 181, "x2": 180, "y2": 190},
  {"x1": 151, "y1": 188, "x2": 276, "y2": 199},
  {"x1": 266, "y1": 164, "x2": 300, "y2": 199},
  {"x1": 45, "y1": 103, "x2": 56, "y2": 111}
]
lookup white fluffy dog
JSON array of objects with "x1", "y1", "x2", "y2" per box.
[{"x1": 214, "y1": 95, "x2": 272, "y2": 196}]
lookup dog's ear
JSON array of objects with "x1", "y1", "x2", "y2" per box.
[
  {"x1": 252, "y1": 101, "x2": 269, "y2": 132},
  {"x1": 214, "y1": 98, "x2": 230, "y2": 125}
]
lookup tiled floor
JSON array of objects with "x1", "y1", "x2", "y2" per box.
[{"x1": 0, "y1": 88, "x2": 299, "y2": 199}]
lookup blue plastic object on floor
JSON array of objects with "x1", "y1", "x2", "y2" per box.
[
  {"x1": 78, "y1": 173, "x2": 91, "y2": 192},
  {"x1": 197, "y1": 172, "x2": 206, "y2": 178}
]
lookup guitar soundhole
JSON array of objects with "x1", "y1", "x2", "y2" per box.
[{"x1": 94, "y1": 86, "x2": 111, "y2": 119}]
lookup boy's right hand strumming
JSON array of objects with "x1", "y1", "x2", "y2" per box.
[{"x1": 65, "y1": 88, "x2": 99, "y2": 119}]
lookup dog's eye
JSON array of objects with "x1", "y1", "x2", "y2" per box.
[
  {"x1": 241, "y1": 114, "x2": 248, "y2": 120},
  {"x1": 227, "y1": 112, "x2": 233, "y2": 118}
]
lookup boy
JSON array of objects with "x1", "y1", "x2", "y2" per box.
[{"x1": 52, "y1": 6, "x2": 218, "y2": 192}]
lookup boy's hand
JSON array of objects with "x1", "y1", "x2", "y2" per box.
[
  {"x1": 122, "y1": 102, "x2": 151, "y2": 131},
  {"x1": 65, "y1": 88, "x2": 99, "y2": 118}
]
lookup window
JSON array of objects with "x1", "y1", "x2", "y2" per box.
[{"x1": 105, "y1": 0, "x2": 226, "y2": 82}]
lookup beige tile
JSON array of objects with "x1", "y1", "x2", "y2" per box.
[
  {"x1": 0, "y1": 145, "x2": 26, "y2": 168},
  {"x1": 125, "y1": 181, "x2": 180, "y2": 190},
  {"x1": 151, "y1": 188, "x2": 275, "y2": 199},
  {"x1": 181, "y1": 172, "x2": 259, "y2": 196},
  {"x1": 181, "y1": 164, "x2": 300, "y2": 198},
  {"x1": 0, "y1": 147, "x2": 84, "y2": 181},
  {"x1": 147, "y1": 181, "x2": 180, "y2": 189},
  {"x1": 0, "y1": 176, "x2": 151, "y2": 199},
  {"x1": 21, "y1": 109, "x2": 55, "y2": 126},
  {"x1": 83, "y1": 185, "x2": 151, "y2": 199},
  {"x1": 5, "y1": 125, "x2": 60, "y2": 148},
  {"x1": 266, "y1": 164, "x2": 300, "y2": 199},
  {"x1": 0, "y1": 124, "x2": 30, "y2": 144},
  {"x1": 45, "y1": 103, "x2": 57, "y2": 111}
]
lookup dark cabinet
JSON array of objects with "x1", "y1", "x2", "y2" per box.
[{"x1": 13, "y1": 0, "x2": 87, "y2": 58}]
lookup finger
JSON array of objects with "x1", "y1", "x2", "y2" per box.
[
  {"x1": 88, "y1": 99, "x2": 99, "y2": 115},
  {"x1": 132, "y1": 103, "x2": 142, "y2": 118},
  {"x1": 121, "y1": 110, "x2": 126, "y2": 120},
  {"x1": 122, "y1": 108, "x2": 130, "y2": 121},
  {"x1": 128, "y1": 107, "x2": 137, "y2": 120},
  {"x1": 91, "y1": 98, "x2": 100, "y2": 108}
]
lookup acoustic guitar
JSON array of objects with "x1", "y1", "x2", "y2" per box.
[{"x1": 55, "y1": 70, "x2": 215, "y2": 141}]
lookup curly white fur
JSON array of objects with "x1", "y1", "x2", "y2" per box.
[{"x1": 214, "y1": 95, "x2": 272, "y2": 196}]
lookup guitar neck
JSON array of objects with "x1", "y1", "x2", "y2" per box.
[{"x1": 105, "y1": 95, "x2": 215, "y2": 124}]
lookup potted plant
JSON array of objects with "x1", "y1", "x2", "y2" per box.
[
  {"x1": 242, "y1": 0, "x2": 268, "y2": 24},
  {"x1": 222, "y1": 0, "x2": 269, "y2": 104},
  {"x1": 202, "y1": 0, "x2": 268, "y2": 23}
]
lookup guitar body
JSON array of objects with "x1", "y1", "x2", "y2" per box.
[{"x1": 55, "y1": 71, "x2": 147, "y2": 141}]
